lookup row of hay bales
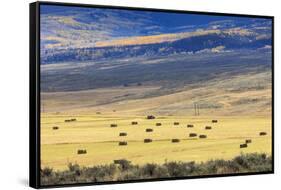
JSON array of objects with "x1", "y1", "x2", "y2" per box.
[
  {"x1": 110, "y1": 122, "x2": 200, "y2": 128},
  {"x1": 110, "y1": 117, "x2": 219, "y2": 128},
  {"x1": 111, "y1": 122, "x2": 216, "y2": 128},
  {"x1": 65, "y1": 118, "x2": 76, "y2": 122},
  {"x1": 111, "y1": 119, "x2": 218, "y2": 146},
  {"x1": 117, "y1": 132, "x2": 208, "y2": 146},
  {"x1": 118, "y1": 135, "x2": 209, "y2": 146},
  {"x1": 52, "y1": 118, "x2": 78, "y2": 130},
  {"x1": 75, "y1": 119, "x2": 219, "y2": 154},
  {"x1": 240, "y1": 139, "x2": 252, "y2": 148},
  {"x1": 51, "y1": 117, "x2": 81, "y2": 131},
  {"x1": 76, "y1": 131, "x2": 268, "y2": 154},
  {"x1": 239, "y1": 131, "x2": 267, "y2": 149}
]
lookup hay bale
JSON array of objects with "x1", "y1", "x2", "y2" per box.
[
  {"x1": 131, "y1": 121, "x2": 138, "y2": 125},
  {"x1": 110, "y1": 124, "x2": 117, "y2": 127},
  {"x1": 52, "y1": 126, "x2": 59, "y2": 130},
  {"x1": 189, "y1": 133, "x2": 197, "y2": 137},
  {"x1": 156, "y1": 123, "x2": 162, "y2": 126},
  {"x1": 113, "y1": 159, "x2": 130, "y2": 165},
  {"x1": 65, "y1": 118, "x2": 76, "y2": 122},
  {"x1": 119, "y1": 141, "x2": 127, "y2": 146},
  {"x1": 187, "y1": 124, "x2": 194, "y2": 128},
  {"x1": 199, "y1": 135, "x2": 207, "y2": 139},
  {"x1": 147, "y1": 115, "x2": 155, "y2": 119},
  {"x1": 174, "y1": 122, "x2": 179, "y2": 125},
  {"x1": 240, "y1": 144, "x2": 247, "y2": 148},
  {"x1": 171, "y1": 139, "x2": 180, "y2": 143},
  {"x1": 205, "y1": 126, "x2": 212, "y2": 130},
  {"x1": 259, "y1": 132, "x2": 267, "y2": 136},
  {"x1": 119, "y1": 132, "x2": 127, "y2": 136},
  {"x1": 212, "y1": 120, "x2": 218, "y2": 123},
  {"x1": 245, "y1": 139, "x2": 252, "y2": 144},
  {"x1": 77, "y1": 149, "x2": 87, "y2": 154},
  {"x1": 146, "y1": 128, "x2": 153, "y2": 132},
  {"x1": 144, "y1": 139, "x2": 153, "y2": 143}
]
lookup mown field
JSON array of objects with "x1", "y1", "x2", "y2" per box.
[
  {"x1": 40, "y1": 55, "x2": 272, "y2": 172},
  {"x1": 41, "y1": 114, "x2": 271, "y2": 171}
]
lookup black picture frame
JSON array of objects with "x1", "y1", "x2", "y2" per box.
[{"x1": 30, "y1": 1, "x2": 274, "y2": 188}]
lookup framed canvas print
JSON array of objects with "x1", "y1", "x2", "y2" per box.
[{"x1": 29, "y1": 1, "x2": 274, "y2": 188}]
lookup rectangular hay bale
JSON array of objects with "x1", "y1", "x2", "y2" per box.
[
  {"x1": 205, "y1": 126, "x2": 212, "y2": 130},
  {"x1": 199, "y1": 135, "x2": 207, "y2": 139},
  {"x1": 119, "y1": 132, "x2": 127, "y2": 136},
  {"x1": 144, "y1": 139, "x2": 152, "y2": 143},
  {"x1": 259, "y1": 132, "x2": 267, "y2": 136},
  {"x1": 146, "y1": 128, "x2": 153, "y2": 132},
  {"x1": 119, "y1": 141, "x2": 127, "y2": 146},
  {"x1": 189, "y1": 133, "x2": 197, "y2": 137},
  {"x1": 110, "y1": 124, "x2": 117, "y2": 127},
  {"x1": 77, "y1": 149, "x2": 87, "y2": 154},
  {"x1": 171, "y1": 139, "x2": 180, "y2": 143}
]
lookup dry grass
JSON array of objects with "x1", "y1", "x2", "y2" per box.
[
  {"x1": 40, "y1": 71, "x2": 272, "y2": 171},
  {"x1": 41, "y1": 114, "x2": 271, "y2": 171}
]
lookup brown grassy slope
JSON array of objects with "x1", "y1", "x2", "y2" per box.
[{"x1": 41, "y1": 70, "x2": 271, "y2": 117}]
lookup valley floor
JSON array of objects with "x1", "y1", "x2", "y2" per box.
[{"x1": 41, "y1": 114, "x2": 271, "y2": 171}]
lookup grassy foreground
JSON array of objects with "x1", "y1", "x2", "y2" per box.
[
  {"x1": 41, "y1": 115, "x2": 271, "y2": 170},
  {"x1": 41, "y1": 153, "x2": 272, "y2": 186}
]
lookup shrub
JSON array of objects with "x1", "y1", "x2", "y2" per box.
[
  {"x1": 141, "y1": 163, "x2": 157, "y2": 177},
  {"x1": 40, "y1": 153, "x2": 272, "y2": 185},
  {"x1": 114, "y1": 159, "x2": 131, "y2": 171},
  {"x1": 41, "y1": 167, "x2": 53, "y2": 177}
]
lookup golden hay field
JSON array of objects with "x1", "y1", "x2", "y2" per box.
[
  {"x1": 41, "y1": 114, "x2": 271, "y2": 171},
  {"x1": 40, "y1": 72, "x2": 272, "y2": 171}
]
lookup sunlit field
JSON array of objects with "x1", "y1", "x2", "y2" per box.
[{"x1": 41, "y1": 113, "x2": 271, "y2": 171}]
